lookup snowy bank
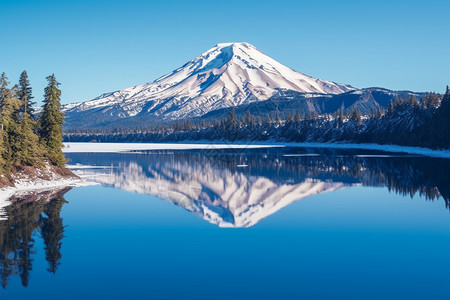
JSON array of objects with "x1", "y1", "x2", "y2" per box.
[
  {"x1": 278, "y1": 142, "x2": 450, "y2": 158},
  {"x1": 0, "y1": 164, "x2": 93, "y2": 216},
  {"x1": 0, "y1": 176, "x2": 90, "y2": 220},
  {"x1": 62, "y1": 142, "x2": 450, "y2": 158},
  {"x1": 62, "y1": 142, "x2": 280, "y2": 153}
]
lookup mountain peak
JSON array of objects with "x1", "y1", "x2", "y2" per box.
[
  {"x1": 215, "y1": 42, "x2": 255, "y2": 48},
  {"x1": 64, "y1": 43, "x2": 356, "y2": 124}
]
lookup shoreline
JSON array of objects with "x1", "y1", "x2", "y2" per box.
[
  {"x1": 0, "y1": 163, "x2": 93, "y2": 213},
  {"x1": 0, "y1": 177, "x2": 90, "y2": 217},
  {"x1": 62, "y1": 141, "x2": 450, "y2": 158}
]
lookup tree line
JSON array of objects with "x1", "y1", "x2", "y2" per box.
[
  {"x1": 64, "y1": 86, "x2": 450, "y2": 150},
  {"x1": 0, "y1": 71, "x2": 66, "y2": 175}
]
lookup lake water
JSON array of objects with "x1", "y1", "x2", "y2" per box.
[{"x1": 1, "y1": 147, "x2": 450, "y2": 299}]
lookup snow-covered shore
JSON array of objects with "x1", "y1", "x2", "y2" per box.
[
  {"x1": 62, "y1": 141, "x2": 450, "y2": 158},
  {"x1": 0, "y1": 162, "x2": 96, "y2": 217},
  {"x1": 279, "y1": 142, "x2": 450, "y2": 158},
  {"x1": 62, "y1": 142, "x2": 281, "y2": 153},
  {"x1": 0, "y1": 176, "x2": 90, "y2": 219}
]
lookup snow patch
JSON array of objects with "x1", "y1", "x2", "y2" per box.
[
  {"x1": 62, "y1": 142, "x2": 281, "y2": 153},
  {"x1": 62, "y1": 142, "x2": 450, "y2": 158},
  {"x1": 0, "y1": 177, "x2": 93, "y2": 219}
]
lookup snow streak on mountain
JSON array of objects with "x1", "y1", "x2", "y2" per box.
[{"x1": 64, "y1": 42, "x2": 355, "y2": 121}]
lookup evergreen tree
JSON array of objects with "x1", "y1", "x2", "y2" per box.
[
  {"x1": 225, "y1": 108, "x2": 238, "y2": 141},
  {"x1": 0, "y1": 73, "x2": 5, "y2": 116},
  {"x1": 286, "y1": 112, "x2": 293, "y2": 123},
  {"x1": 433, "y1": 86, "x2": 450, "y2": 147},
  {"x1": 0, "y1": 73, "x2": 7, "y2": 172},
  {"x1": 244, "y1": 111, "x2": 253, "y2": 126},
  {"x1": 17, "y1": 71, "x2": 36, "y2": 116},
  {"x1": 15, "y1": 114, "x2": 43, "y2": 167},
  {"x1": 39, "y1": 75, "x2": 66, "y2": 166},
  {"x1": 422, "y1": 93, "x2": 440, "y2": 108},
  {"x1": 0, "y1": 135, "x2": 4, "y2": 173},
  {"x1": 349, "y1": 108, "x2": 362, "y2": 125},
  {"x1": 335, "y1": 109, "x2": 344, "y2": 128},
  {"x1": 388, "y1": 101, "x2": 394, "y2": 114},
  {"x1": 227, "y1": 108, "x2": 238, "y2": 130},
  {"x1": 409, "y1": 95, "x2": 417, "y2": 107},
  {"x1": 294, "y1": 110, "x2": 301, "y2": 123},
  {"x1": 275, "y1": 109, "x2": 281, "y2": 125},
  {"x1": 374, "y1": 108, "x2": 383, "y2": 118},
  {"x1": 12, "y1": 72, "x2": 42, "y2": 167},
  {"x1": 0, "y1": 74, "x2": 21, "y2": 170}
]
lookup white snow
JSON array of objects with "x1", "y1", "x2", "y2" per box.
[
  {"x1": 62, "y1": 142, "x2": 281, "y2": 153},
  {"x1": 66, "y1": 164, "x2": 114, "y2": 169},
  {"x1": 63, "y1": 42, "x2": 355, "y2": 120},
  {"x1": 0, "y1": 176, "x2": 92, "y2": 220},
  {"x1": 62, "y1": 142, "x2": 450, "y2": 158},
  {"x1": 278, "y1": 142, "x2": 450, "y2": 158}
]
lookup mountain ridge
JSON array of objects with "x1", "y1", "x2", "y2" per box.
[{"x1": 63, "y1": 42, "x2": 355, "y2": 128}]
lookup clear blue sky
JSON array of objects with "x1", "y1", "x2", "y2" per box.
[{"x1": 1, "y1": 0, "x2": 449, "y2": 105}]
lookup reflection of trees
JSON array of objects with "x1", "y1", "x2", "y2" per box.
[
  {"x1": 202, "y1": 149, "x2": 450, "y2": 208},
  {"x1": 0, "y1": 188, "x2": 70, "y2": 289},
  {"x1": 68, "y1": 148, "x2": 450, "y2": 210},
  {"x1": 41, "y1": 196, "x2": 67, "y2": 274}
]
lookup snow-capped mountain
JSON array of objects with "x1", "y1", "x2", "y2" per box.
[{"x1": 64, "y1": 42, "x2": 355, "y2": 127}]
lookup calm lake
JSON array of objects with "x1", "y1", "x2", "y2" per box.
[{"x1": 1, "y1": 146, "x2": 450, "y2": 299}]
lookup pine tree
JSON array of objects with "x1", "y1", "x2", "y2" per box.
[
  {"x1": 0, "y1": 74, "x2": 21, "y2": 170},
  {"x1": 227, "y1": 108, "x2": 238, "y2": 130},
  {"x1": 0, "y1": 73, "x2": 7, "y2": 172},
  {"x1": 39, "y1": 74, "x2": 66, "y2": 166},
  {"x1": 294, "y1": 110, "x2": 301, "y2": 123},
  {"x1": 335, "y1": 109, "x2": 344, "y2": 128},
  {"x1": 388, "y1": 101, "x2": 394, "y2": 114},
  {"x1": 409, "y1": 95, "x2": 417, "y2": 107},
  {"x1": 13, "y1": 72, "x2": 43, "y2": 167},
  {"x1": 374, "y1": 107, "x2": 383, "y2": 118},
  {"x1": 286, "y1": 112, "x2": 293, "y2": 123},
  {"x1": 275, "y1": 109, "x2": 281, "y2": 125},
  {"x1": 0, "y1": 134, "x2": 5, "y2": 173},
  {"x1": 349, "y1": 108, "x2": 362, "y2": 125},
  {"x1": 244, "y1": 111, "x2": 253, "y2": 126},
  {"x1": 421, "y1": 85, "x2": 450, "y2": 148},
  {"x1": 15, "y1": 114, "x2": 43, "y2": 167},
  {"x1": 422, "y1": 93, "x2": 440, "y2": 108},
  {"x1": 17, "y1": 71, "x2": 36, "y2": 116},
  {"x1": 0, "y1": 73, "x2": 5, "y2": 114}
]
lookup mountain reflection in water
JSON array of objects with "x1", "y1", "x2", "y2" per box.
[
  {"x1": 1, "y1": 147, "x2": 449, "y2": 291},
  {"x1": 67, "y1": 147, "x2": 450, "y2": 227}
]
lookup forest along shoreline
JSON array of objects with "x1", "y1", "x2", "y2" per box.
[
  {"x1": 63, "y1": 86, "x2": 450, "y2": 151},
  {"x1": 0, "y1": 71, "x2": 81, "y2": 201}
]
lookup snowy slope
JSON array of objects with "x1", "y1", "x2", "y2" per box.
[{"x1": 64, "y1": 42, "x2": 355, "y2": 123}]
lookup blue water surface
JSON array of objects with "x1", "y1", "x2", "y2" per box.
[{"x1": 1, "y1": 148, "x2": 449, "y2": 299}]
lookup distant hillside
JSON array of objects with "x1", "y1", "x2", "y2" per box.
[
  {"x1": 64, "y1": 87, "x2": 449, "y2": 150},
  {"x1": 63, "y1": 87, "x2": 426, "y2": 130}
]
